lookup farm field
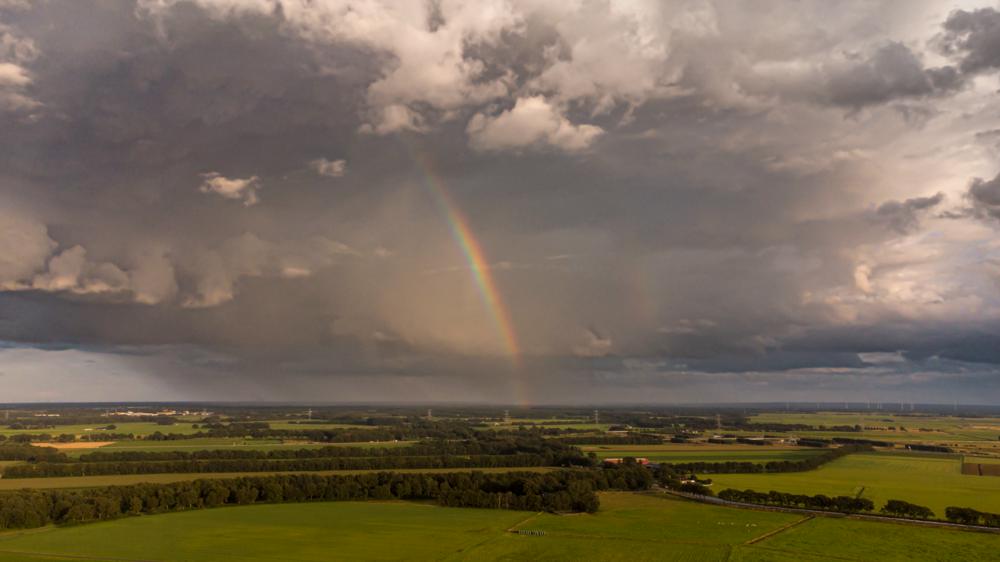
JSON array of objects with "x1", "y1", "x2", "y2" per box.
[
  {"x1": 0, "y1": 467, "x2": 555, "y2": 490},
  {"x1": 0, "y1": 493, "x2": 995, "y2": 561},
  {"x1": 737, "y1": 516, "x2": 1000, "y2": 562},
  {"x1": 747, "y1": 412, "x2": 1000, "y2": 443},
  {"x1": 53, "y1": 438, "x2": 417, "y2": 458},
  {"x1": 710, "y1": 452, "x2": 1000, "y2": 516},
  {"x1": 580, "y1": 445, "x2": 826, "y2": 464},
  {"x1": 0, "y1": 422, "x2": 204, "y2": 438}
]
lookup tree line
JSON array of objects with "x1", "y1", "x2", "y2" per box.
[
  {"x1": 0, "y1": 445, "x2": 64, "y2": 463},
  {"x1": 717, "y1": 488, "x2": 875, "y2": 513},
  {"x1": 74, "y1": 436, "x2": 581, "y2": 463},
  {"x1": 0, "y1": 465, "x2": 653, "y2": 530},
  {"x1": 4, "y1": 437, "x2": 592, "y2": 478},
  {"x1": 945, "y1": 506, "x2": 1000, "y2": 527},
  {"x1": 555, "y1": 435, "x2": 663, "y2": 445},
  {"x1": 905, "y1": 444, "x2": 953, "y2": 453},
  {"x1": 4, "y1": 453, "x2": 583, "y2": 478}
]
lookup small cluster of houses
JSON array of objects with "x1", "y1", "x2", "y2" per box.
[{"x1": 707, "y1": 435, "x2": 798, "y2": 445}]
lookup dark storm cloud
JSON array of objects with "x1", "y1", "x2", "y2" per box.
[
  {"x1": 966, "y1": 171, "x2": 1000, "y2": 222},
  {"x1": 874, "y1": 192, "x2": 945, "y2": 234},
  {"x1": 941, "y1": 6, "x2": 1000, "y2": 74},
  {"x1": 1, "y1": 1, "x2": 1000, "y2": 402},
  {"x1": 825, "y1": 43, "x2": 963, "y2": 110}
]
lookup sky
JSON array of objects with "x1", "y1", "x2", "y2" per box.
[{"x1": 3, "y1": 0, "x2": 1000, "y2": 404}]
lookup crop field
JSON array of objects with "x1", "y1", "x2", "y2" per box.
[
  {"x1": 0, "y1": 422, "x2": 204, "y2": 438},
  {"x1": 747, "y1": 412, "x2": 1000, "y2": 443},
  {"x1": 0, "y1": 467, "x2": 555, "y2": 491},
  {"x1": 710, "y1": 452, "x2": 1000, "y2": 516},
  {"x1": 52, "y1": 438, "x2": 417, "y2": 458},
  {"x1": 580, "y1": 445, "x2": 826, "y2": 464},
  {"x1": 0, "y1": 493, "x2": 995, "y2": 561}
]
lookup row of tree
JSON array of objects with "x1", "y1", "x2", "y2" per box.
[
  {"x1": 0, "y1": 465, "x2": 653, "y2": 530},
  {"x1": 717, "y1": 488, "x2": 875, "y2": 513},
  {"x1": 4, "y1": 452, "x2": 587, "y2": 478},
  {"x1": 905, "y1": 444, "x2": 953, "y2": 453},
  {"x1": 663, "y1": 445, "x2": 870, "y2": 474},
  {"x1": 75, "y1": 436, "x2": 580, "y2": 463},
  {"x1": 881, "y1": 499, "x2": 934, "y2": 519},
  {"x1": 831, "y1": 437, "x2": 893, "y2": 447},
  {"x1": 555, "y1": 435, "x2": 663, "y2": 445},
  {"x1": 944, "y1": 506, "x2": 1000, "y2": 527},
  {"x1": 0, "y1": 445, "x2": 64, "y2": 463}
]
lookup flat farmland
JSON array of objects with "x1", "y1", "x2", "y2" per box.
[
  {"x1": 0, "y1": 493, "x2": 995, "y2": 561},
  {"x1": 747, "y1": 412, "x2": 1000, "y2": 443},
  {"x1": 0, "y1": 422, "x2": 204, "y2": 438},
  {"x1": 56, "y1": 438, "x2": 417, "y2": 458},
  {"x1": 711, "y1": 452, "x2": 1000, "y2": 516},
  {"x1": 580, "y1": 444, "x2": 826, "y2": 464},
  {"x1": 737, "y1": 516, "x2": 1000, "y2": 562}
]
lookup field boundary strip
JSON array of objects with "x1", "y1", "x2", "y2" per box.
[
  {"x1": 0, "y1": 548, "x2": 160, "y2": 562},
  {"x1": 506, "y1": 511, "x2": 544, "y2": 532},
  {"x1": 744, "y1": 515, "x2": 813, "y2": 545}
]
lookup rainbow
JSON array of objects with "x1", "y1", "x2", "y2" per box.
[{"x1": 409, "y1": 150, "x2": 522, "y2": 370}]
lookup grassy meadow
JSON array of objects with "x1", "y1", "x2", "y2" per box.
[
  {"x1": 0, "y1": 422, "x2": 204, "y2": 438},
  {"x1": 0, "y1": 493, "x2": 995, "y2": 561},
  {"x1": 747, "y1": 412, "x2": 1000, "y2": 444},
  {"x1": 580, "y1": 444, "x2": 826, "y2": 464},
  {"x1": 711, "y1": 452, "x2": 1000, "y2": 516}
]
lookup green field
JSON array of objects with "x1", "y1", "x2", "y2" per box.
[
  {"x1": 0, "y1": 422, "x2": 204, "y2": 438},
  {"x1": 0, "y1": 493, "x2": 995, "y2": 561},
  {"x1": 736, "y1": 516, "x2": 1000, "y2": 562},
  {"x1": 54, "y1": 438, "x2": 417, "y2": 458},
  {"x1": 747, "y1": 412, "x2": 1000, "y2": 443},
  {"x1": 581, "y1": 445, "x2": 825, "y2": 464},
  {"x1": 711, "y1": 452, "x2": 1000, "y2": 516}
]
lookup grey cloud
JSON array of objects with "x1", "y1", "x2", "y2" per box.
[
  {"x1": 966, "y1": 171, "x2": 1000, "y2": 222},
  {"x1": 874, "y1": 192, "x2": 944, "y2": 234},
  {"x1": 941, "y1": 7, "x2": 1000, "y2": 74},
  {"x1": 826, "y1": 43, "x2": 963, "y2": 109},
  {"x1": 0, "y1": 1, "x2": 998, "y2": 403}
]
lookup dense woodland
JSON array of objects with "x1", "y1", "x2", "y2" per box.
[{"x1": 0, "y1": 465, "x2": 654, "y2": 530}]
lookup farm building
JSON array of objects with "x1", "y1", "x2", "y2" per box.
[{"x1": 603, "y1": 457, "x2": 650, "y2": 466}]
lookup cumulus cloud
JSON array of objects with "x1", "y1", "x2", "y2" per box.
[
  {"x1": 129, "y1": 250, "x2": 178, "y2": 305},
  {"x1": 0, "y1": 19, "x2": 39, "y2": 112},
  {"x1": 309, "y1": 157, "x2": 346, "y2": 177},
  {"x1": 30, "y1": 246, "x2": 130, "y2": 294},
  {"x1": 467, "y1": 96, "x2": 602, "y2": 152},
  {"x1": 198, "y1": 172, "x2": 261, "y2": 206},
  {"x1": 183, "y1": 233, "x2": 356, "y2": 308},
  {"x1": 0, "y1": 211, "x2": 55, "y2": 287}
]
